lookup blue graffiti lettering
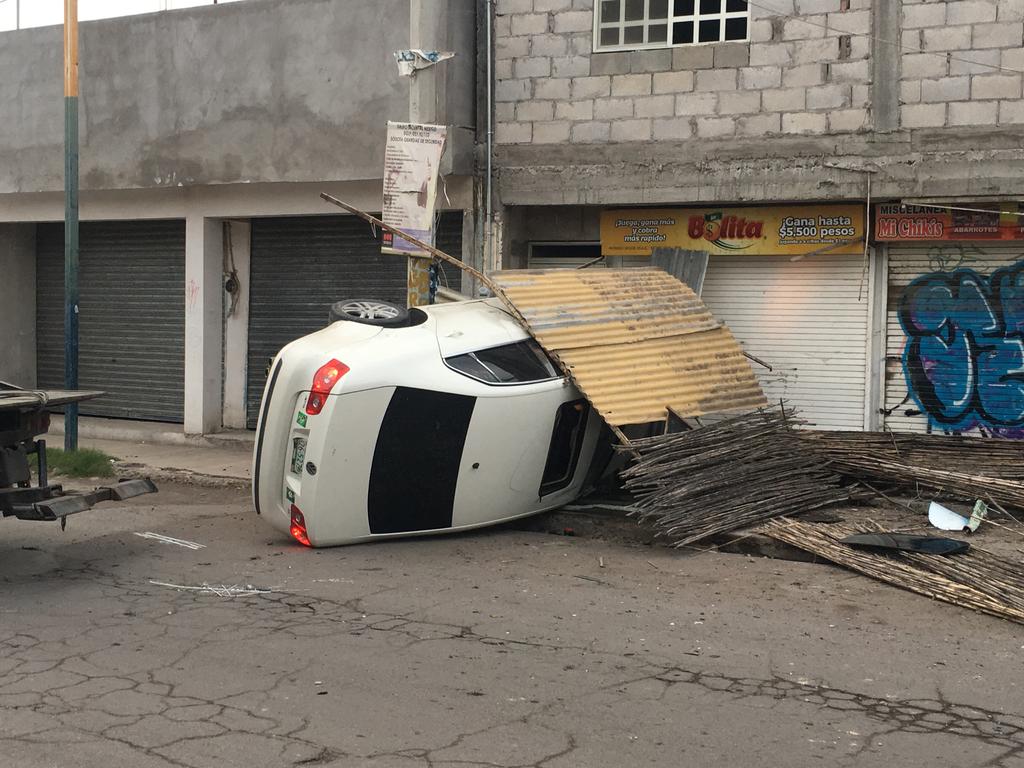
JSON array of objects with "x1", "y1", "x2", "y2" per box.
[{"x1": 899, "y1": 260, "x2": 1024, "y2": 437}]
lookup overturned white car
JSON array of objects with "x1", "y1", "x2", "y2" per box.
[{"x1": 252, "y1": 298, "x2": 606, "y2": 547}]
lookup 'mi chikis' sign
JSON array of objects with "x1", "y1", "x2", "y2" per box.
[
  {"x1": 874, "y1": 202, "x2": 1024, "y2": 241},
  {"x1": 600, "y1": 204, "x2": 866, "y2": 257}
]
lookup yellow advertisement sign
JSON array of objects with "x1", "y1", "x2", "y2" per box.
[{"x1": 600, "y1": 204, "x2": 866, "y2": 257}]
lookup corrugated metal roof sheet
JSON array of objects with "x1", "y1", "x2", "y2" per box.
[{"x1": 491, "y1": 268, "x2": 767, "y2": 426}]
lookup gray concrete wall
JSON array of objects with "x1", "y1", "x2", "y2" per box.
[
  {"x1": 0, "y1": 0, "x2": 473, "y2": 194},
  {"x1": 504, "y1": 205, "x2": 599, "y2": 268},
  {"x1": 443, "y1": 0, "x2": 479, "y2": 133},
  {"x1": 409, "y1": 0, "x2": 477, "y2": 175},
  {"x1": 495, "y1": 128, "x2": 1024, "y2": 206},
  {"x1": 0, "y1": 224, "x2": 37, "y2": 388}
]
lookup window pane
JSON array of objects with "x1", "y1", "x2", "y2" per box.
[
  {"x1": 601, "y1": 0, "x2": 621, "y2": 23},
  {"x1": 672, "y1": 20, "x2": 694, "y2": 43},
  {"x1": 600, "y1": 26, "x2": 621, "y2": 46},
  {"x1": 698, "y1": 18, "x2": 720, "y2": 41},
  {"x1": 724, "y1": 16, "x2": 747, "y2": 39},
  {"x1": 599, "y1": 0, "x2": 749, "y2": 50},
  {"x1": 457, "y1": 340, "x2": 558, "y2": 385},
  {"x1": 445, "y1": 354, "x2": 498, "y2": 383}
]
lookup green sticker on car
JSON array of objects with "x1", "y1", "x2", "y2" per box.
[{"x1": 296, "y1": 412, "x2": 307, "y2": 427}]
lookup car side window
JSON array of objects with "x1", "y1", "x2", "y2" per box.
[{"x1": 445, "y1": 339, "x2": 559, "y2": 385}]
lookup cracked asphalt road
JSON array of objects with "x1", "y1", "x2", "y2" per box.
[{"x1": 2, "y1": 483, "x2": 1023, "y2": 768}]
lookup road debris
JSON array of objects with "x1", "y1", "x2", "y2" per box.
[
  {"x1": 928, "y1": 500, "x2": 989, "y2": 533},
  {"x1": 760, "y1": 519, "x2": 1024, "y2": 625},
  {"x1": 928, "y1": 500, "x2": 972, "y2": 531},
  {"x1": 134, "y1": 532, "x2": 206, "y2": 550},
  {"x1": 149, "y1": 580, "x2": 275, "y2": 597},
  {"x1": 840, "y1": 532, "x2": 969, "y2": 556},
  {"x1": 800, "y1": 431, "x2": 1024, "y2": 510},
  {"x1": 620, "y1": 409, "x2": 854, "y2": 546}
]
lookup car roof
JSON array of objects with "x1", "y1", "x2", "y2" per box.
[{"x1": 427, "y1": 298, "x2": 531, "y2": 357}]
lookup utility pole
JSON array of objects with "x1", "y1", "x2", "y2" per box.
[
  {"x1": 406, "y1": 0, "x2": 444, "y2": 307},
  {"x1": 64, "y1": 0, "x2": 80, "y2": 451}
]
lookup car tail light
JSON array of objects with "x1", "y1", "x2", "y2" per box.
[
  {"x1": 305, "y1": 358, "x2": 349, "y2": 415},
  {"x1": 289, "y1": 504, "x2": 312, "y2": 547}
]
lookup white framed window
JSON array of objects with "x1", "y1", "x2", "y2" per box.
[{"x1": 594, "y1": 0, "x2": 750, "y2": 52}]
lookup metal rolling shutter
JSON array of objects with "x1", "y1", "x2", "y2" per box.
[
  {"x1": 883, "y1": 243, "x2": 1024, "y2": 436},
  {"x1": 701, "y1": 254, "x2": 870, "y2": 430},
  {"x1": 528, "y1": 254, "x2": 603, "y2": 269},
  {"x1": 35, "y1": 220, "x2": 186, "y2": 422},
  {"x1": 246, "y1": 212, "x2": 463, "y2": 428},
  {"x1": 527, "y1": 244, "x2": 603, "y2": 269}
]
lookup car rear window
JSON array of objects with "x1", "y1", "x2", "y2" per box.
[{"x1": 445, "y1": 339, "x2": 559, "y2": 385}]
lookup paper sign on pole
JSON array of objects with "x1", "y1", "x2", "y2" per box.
[
  {"x1": 394, "y1": 50, "x2": 456, "y2": 77},
  {"x1": 382, "y1": 122, "x2": 447, "y2": 256}
]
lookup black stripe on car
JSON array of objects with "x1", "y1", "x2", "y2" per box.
[{"x1": 368, "y1": 387, "x2": 476, "y2": 534}]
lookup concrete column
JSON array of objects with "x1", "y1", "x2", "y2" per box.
[
  {"x1": 461, "y1": 201, "x2": 480, "y2": 296},
  {"x1": 222, "y1": 220, "x2": 251, "y2": 430},
  {"x1": 409, "y1": 0, "x2": 455, "y2": 125},
  {"x1": 865, "y1": 245, "x2": 889, "y2": 431},
  {"x1": 0, "y1": 224, "x2": 37, "y2": 387},
  {"x1": 184, "y1": 215, "x2": 224, "y2": 435},
  {"x1": 872, "y1": 0, "x2": 902, "y2": 132},
  {"x1": 493, "y1": 205, "x2": 510, "y2": 272}
]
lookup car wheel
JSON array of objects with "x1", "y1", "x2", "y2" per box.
[{"x1": 329, "y1": 299, "x2": 410, "y2": 327}]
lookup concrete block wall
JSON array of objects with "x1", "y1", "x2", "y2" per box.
[
  {"x1": 899, "y1": 0, "x2": 1024, "y2": 126},
  {"x1": 494, "y1": 0, "x2": 1024, "y2": 143},
  {"x1": 494, "y1": 0, "x2": 875, "y2": 144}
]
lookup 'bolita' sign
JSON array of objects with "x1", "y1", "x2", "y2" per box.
[{"x1": 600, "y1": 204, "x2": 866, "y2": 257}]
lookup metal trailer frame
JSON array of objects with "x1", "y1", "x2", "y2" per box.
[{"x1": 0, "y1": 387, "x2": 156, "y2": 525}]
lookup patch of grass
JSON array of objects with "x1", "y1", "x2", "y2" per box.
[{"x1": 44, "y1": 447, "x2": 117, "y2": 478}]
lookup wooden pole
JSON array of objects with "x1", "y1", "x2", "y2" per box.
[{"x1": 321, "y1": 193, "x2": 497, "y2": 292}]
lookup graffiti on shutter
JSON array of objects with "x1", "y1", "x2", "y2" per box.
[{"x1": 897, "y1": 258, "x2": 1024, "y2": 438}]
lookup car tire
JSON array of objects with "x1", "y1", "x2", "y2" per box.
[{"x1": 329, "y1": 299, "x2": 410, "y2": 327}]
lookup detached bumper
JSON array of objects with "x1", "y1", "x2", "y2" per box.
[{"x1": 1, "y1": 478, "x2": 158, "y2": 522}]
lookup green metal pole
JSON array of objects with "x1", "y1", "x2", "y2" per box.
[{"x1": 64, "y1": 0, "x2": 79, "y2": 452}]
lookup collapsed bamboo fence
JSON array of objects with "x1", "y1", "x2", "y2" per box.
[
  {"x1": 801, "y1": 431, "x2": 1024, "y2": 509},
  {"x1": 761, "y1": 519, "x2": 1024, "y2": 625},
  {"x1": 620, "y1": 409, "x2": 854, "y2": 547}
]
